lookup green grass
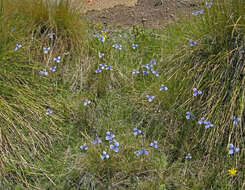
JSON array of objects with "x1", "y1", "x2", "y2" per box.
[{"x1": 0, "y1": 0, "x2": 244, "y2": 189}]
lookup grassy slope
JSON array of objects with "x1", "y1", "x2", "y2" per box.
[{"x1": 0, "y1": 0, "x2": 244, "y2": 189}]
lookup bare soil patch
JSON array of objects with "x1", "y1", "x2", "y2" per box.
[
  {"x1": 81, "y1": 0, "x2": 137, "y2": 12},
  {"x1": 82, "y1": 0, "x2": 198, "y2": 27}
]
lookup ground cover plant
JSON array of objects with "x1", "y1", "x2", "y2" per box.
[{"x1": 0, "y1": 0, "x2": 244, "y2": 189}]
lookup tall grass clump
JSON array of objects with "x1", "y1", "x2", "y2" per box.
[
  {"x1": 155, "y1": 0, "x2": 245, "y2": 188},
  {"x1": 0, "y1": 0, "x2": 87, "y2": 187},
  {"x1": 68, "y1": 0, "x2": 245, "y2": 188}
]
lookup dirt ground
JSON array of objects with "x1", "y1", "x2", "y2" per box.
[
  {"x1": 82, "y1": 0, "x2": 137, "y2": 12},
  {"x1": 80, "y1": 0, "x2": 199, "y2": 27}
]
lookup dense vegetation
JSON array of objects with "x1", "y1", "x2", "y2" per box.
[{"x1": 0, "y1": 0, "x2": 244, "y2": 189}]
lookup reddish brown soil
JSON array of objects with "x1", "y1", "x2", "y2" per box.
[{"x1": 83, "y1": 0, "x2": 198, "y2": 27}]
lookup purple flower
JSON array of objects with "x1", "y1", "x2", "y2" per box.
[
  {"x1": 150, "y1": 59, "x2": 157, "y2": 65},
  {"x1": 14, "y1": 44, "x2": 22, "y2": 51},
  {"x1": 43, "y1": 47, "x2": 50, "y2": 54},
  {"x1": 40, "y1": 69, "x2": 48, "y2": 76},
  {"x1": 193, "y1": 88, "x2": 202, "y2": 96},
  {"x1": 98, "y1": 52, "x2": 104, "y2": 58},
  {"x1": 232, "y1": 116, "x2": 241, "y2": 126},
  {"x1": 80, "y1": 143, "x2": 88, "y2": 150},
  {"x1": 83, "y1": 99, "x2": 91, "y2": 106},
  {"x1": 142, "y1": 64, "x2": 153, "y2": 71},
  {"x1": 113, "y1": 44, "x2": 122, "y2": 50},
  {"x1": 133, "y1": 128, "x2": 142, "y2": 136},
  {"x1": 150, "y1": 141, "x2": 158, "y2": 149},
  {"x1": 146, "y1": 95, "x2": 155, "y2": 102},
  {"x1": 205, "y1": 1, "x2": 213, "y2": 8},
  {"x1": 109, "y1": 139, "x2": 119, "y2": 152},
  {"x1": 151, "y1": 70, "x2": 159, "y2": 77},
  {"x1": 93, "y1": 137, "x2": 102, "y2": 145},
  {"x1": 99, "y1": 64, "x2": 106, "y2": 70},
  {"x1": 50, "y1": 66, "x2": 57, "y2": 72},
  {"x1": 185, "y1": 153, "x2": 192, "y2": 159},
  {"x1": 101, "y1": 151, "x2": 109, "y2": 159},
  {"x1": 132, "y1": 43, "x2": 138, "y2": 49},
  {"x1": 46, "y1": 108, "x2": 53, "y2": 115},
  {"x1": 135, "y1": 148, "x2": 148, "y2": 156},
  {"x1": 204, "y1": 121, "x2": 214, "y2": 129},
  {"x1": 198, "y1": 117, "x2": 214, "y2": 128},
  {"x1": 142, "y1": 70, "x2": 149, "y2": 76},
  {"x1": 53, "y1": 56, "x2": 61, "y2": 63},
  {"x1": 160, "y1": 84, "x2": 168, "y2": 91},
  {"x1": 189, "y1": 40, "x2": 197, "y2": 47},
  {"x1": 132, "y1": 69, "x2": 140, "y2": 75},
  {"x1": 98, "y1": 35, "x2": 105, "y2": 42},
  {"x1": 192, "y1": 9, "x2": 204, "y2": 16},
  {"x1": 229, "y1": 144, "x2": 240, "y2": 155},
  {"x1": 186, "y1": 112, "x2": 194, "y2": 119},
  {"x1": 48, "y1": 33, "x2": 55, "y2": 39},
  {"x1": 106, "y1": 131, "x2": 115, "y2": 141},
  {"x1": 105, "y1": 64, "x2": 112, "y2": 71}
]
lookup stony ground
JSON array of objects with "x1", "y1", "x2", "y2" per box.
[{"x1": 79, "y1": 0, "x2": 199, "y2": 27}]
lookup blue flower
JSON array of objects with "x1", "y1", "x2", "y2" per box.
[
  {"x1": 204, "y1": 121, "x2": 214, "y2": 129},
  {"x1": 98, "y1": 35, "x2": 105, "y2": 42},
  {"x1": 142, "y1": 64, "x2": 153, "y2": 71},
  {"x1": 132, "y1": 69, "x2": 139, "y2": 75},
  {"x1": 232, "y1": 116, "x2": 241, "y2": 126},
  {"x1": 48, "y1": 33, "x2": 55, "y2": 39},
  {"x1": 98, "y1": 52, "x2": 104, "y2": 58},
  {"x1": 151, "y1": 70, "x2": 159, "y2": 77},
  {"x1": 192, "y1": 9, "x2": 204, "y2": 16},
  {"x1": 95, "y1": 67, "x2": 102, "y2": 73},
  {"x1": 46, "y1": 108, "x2": 53, "y2": 115},
  {"x1": 80, "y1": 143, "x2": 88, "y2": 150},
  {"x1": 229, "y1": 144, "x2": 240, "y2": 155},
  {"x1": 185, "y1": 153, "x2": 192, "y2": 159},
  {"x1": 146, "y1": 95, "x2": 155, "y2": 102},
  {"x1": 160, "y1": 84, "x2": 168, "y2": 91},
  {"x1": 142, "y1": 70, "x2": 149, "y2": 76},
  {"x1": 43, "y1": 47, "x2": 50, "y2": 54},
  {"x1": 99, "y1": 64, "x2": 106, "y2": 70},
  {"x1": 150, "y1": 141, "x2": 158, "y2": 149},
  {"x1": 189, "y1": 40, "x2": 197, "y2": 47},
  {"x1": 50, "y1": 66, "x2": 57, "y2": 72},
  {"x1": 135, "y1": 148, "x2": 148, "y2": 156},
  {"x1": 53, "y1": 56, "x2": 61, "y2": 63},
  {"x1": 193, "y1": 88, "x2": 202, "y2": 96},
  {"x1": 198, "y1": 117, "x2": 214, "y2": 128},
  {"x1": 109, "y1": 139, "x2": 119, "y2": 152},
  {"x1": 11, "y1": 28, "x2": 16, "y2": 32},
  {"x1": 105, "y1": 64, "x2": 113, "y2": 71},
  {"x1": 198, "y1": 117, "x2": 205, "y2": 124},
  {"x1": 141, "y1": 59, "x2": 159, "y2": 76},
  {"x1": 101, "y1": 151, "x2": 109, "y2": 159},
  {"x1": 186, "y1": 112, "x2": 194, "y2": 119},
  {"x1": 150, "y1": 59, "x2": 157, "y2": 65},
  {"x1": 83, "y1": 99, "x2": 91, "y2": 106},
  {"x1": 106, "y1": 131, "x2": 115, "y2": 141},
  {"x1": 40, "y1": 69, "x2": 48, "y2": 76},
  {"x1": 14, "y1": 44, "x2": 22, "y2": 51},
  {"x1": 113, "y1": 44, "x2": 122, "y2": 50},
  {"x1": 205, "y1": 1, "x2": 213, "y2": 8},
  {"x1": 133, "y1": 128, "x2": 142, "y2": 136},
  {"x1": 93, "y1": 137, "x2": 102, "y2": 145},
  {"x1": 132, "y1": 43, "x2": 138, "y2": 49}
]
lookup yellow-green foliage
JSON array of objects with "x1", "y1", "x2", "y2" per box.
[
  {"x1": 0, "y1": 0, "x2": 87, "y2": 185},
  {"x1": 1, "y1": 0, "x2": 245, "y2": 189}
]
